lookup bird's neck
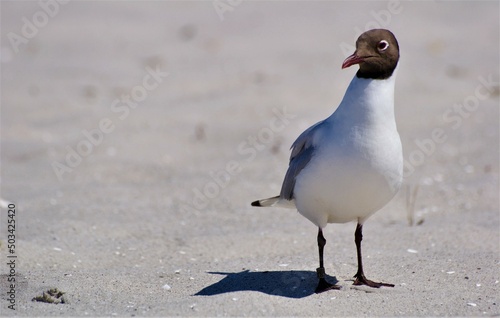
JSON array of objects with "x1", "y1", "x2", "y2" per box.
[{"x1": 329, "y1": 70, "x2": 398, "y2": 129}]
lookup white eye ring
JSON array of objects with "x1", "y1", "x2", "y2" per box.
[{"x1": 378, "y1": 40, "x2": 389, "y2": 51}]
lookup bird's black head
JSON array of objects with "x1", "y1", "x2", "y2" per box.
[{"x1": 342, "y1": 29, "x2": 400, "y2": 80}]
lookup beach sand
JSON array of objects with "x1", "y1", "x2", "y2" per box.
[{"x1": 1, "y1": 1, "x2": 499, "y2": 316}]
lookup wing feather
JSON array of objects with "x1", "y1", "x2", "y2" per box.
[{"x1": 280, "y1": 120, "x2": 325, "y2": 200}]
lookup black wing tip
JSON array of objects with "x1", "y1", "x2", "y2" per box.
[{"x1": 251, "y1": 200, "x2": 261, "y2": 207}]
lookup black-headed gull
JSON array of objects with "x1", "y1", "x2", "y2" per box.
[{"x1": 252, "y1": 29, "x2": 403, "y2": 293}]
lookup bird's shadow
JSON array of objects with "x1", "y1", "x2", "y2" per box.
[{"x1": 194, "y1": 270, "x2": 339, "y2": 299}]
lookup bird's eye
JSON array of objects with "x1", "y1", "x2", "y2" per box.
[{"x1": 378, "y1": 40, "x2": 389, "y2": 51}]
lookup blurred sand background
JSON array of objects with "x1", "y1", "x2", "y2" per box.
[{"x1": 0, "y1": 1, "x2": 499, "y2": 316}]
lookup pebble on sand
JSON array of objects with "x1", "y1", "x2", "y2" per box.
[{"x1": 162, "y1": 284, "x2": 171, "y2": 291}]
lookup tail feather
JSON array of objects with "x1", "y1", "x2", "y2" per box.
[
  {"x1": 251, "y1": 196, "x2": 280, "y2": 207},
  {"x1": 251, "y1": 196, "x2": 296, "y2": 209}
]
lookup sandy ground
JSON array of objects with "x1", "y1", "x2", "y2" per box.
[{"x1": 0, "y1": 1, "x2": 499, "y2": 316}]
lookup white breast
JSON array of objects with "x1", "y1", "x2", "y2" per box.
[{"x1": 293, "y1": 73, "x2": 403, "y2": 228}]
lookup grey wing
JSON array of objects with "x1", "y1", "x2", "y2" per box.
[{"x1": 279, "y1": 120, "x2": 325, "y2": 200}]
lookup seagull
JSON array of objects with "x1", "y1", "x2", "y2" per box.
[{"x1": 251, "y1": 29, "x2": 403, "y2": 293}]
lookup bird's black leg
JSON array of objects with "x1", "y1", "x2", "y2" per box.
[
  {"x1": 315, "y1": 228, "x2": 340, "y2": 293},
  {"x1": 353, "y1": 223, "x2": 394, "y2": 288}
]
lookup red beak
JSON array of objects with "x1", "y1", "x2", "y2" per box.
[{"x1": 342, "y1": 53, "x2": 365, "y2": 69}]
